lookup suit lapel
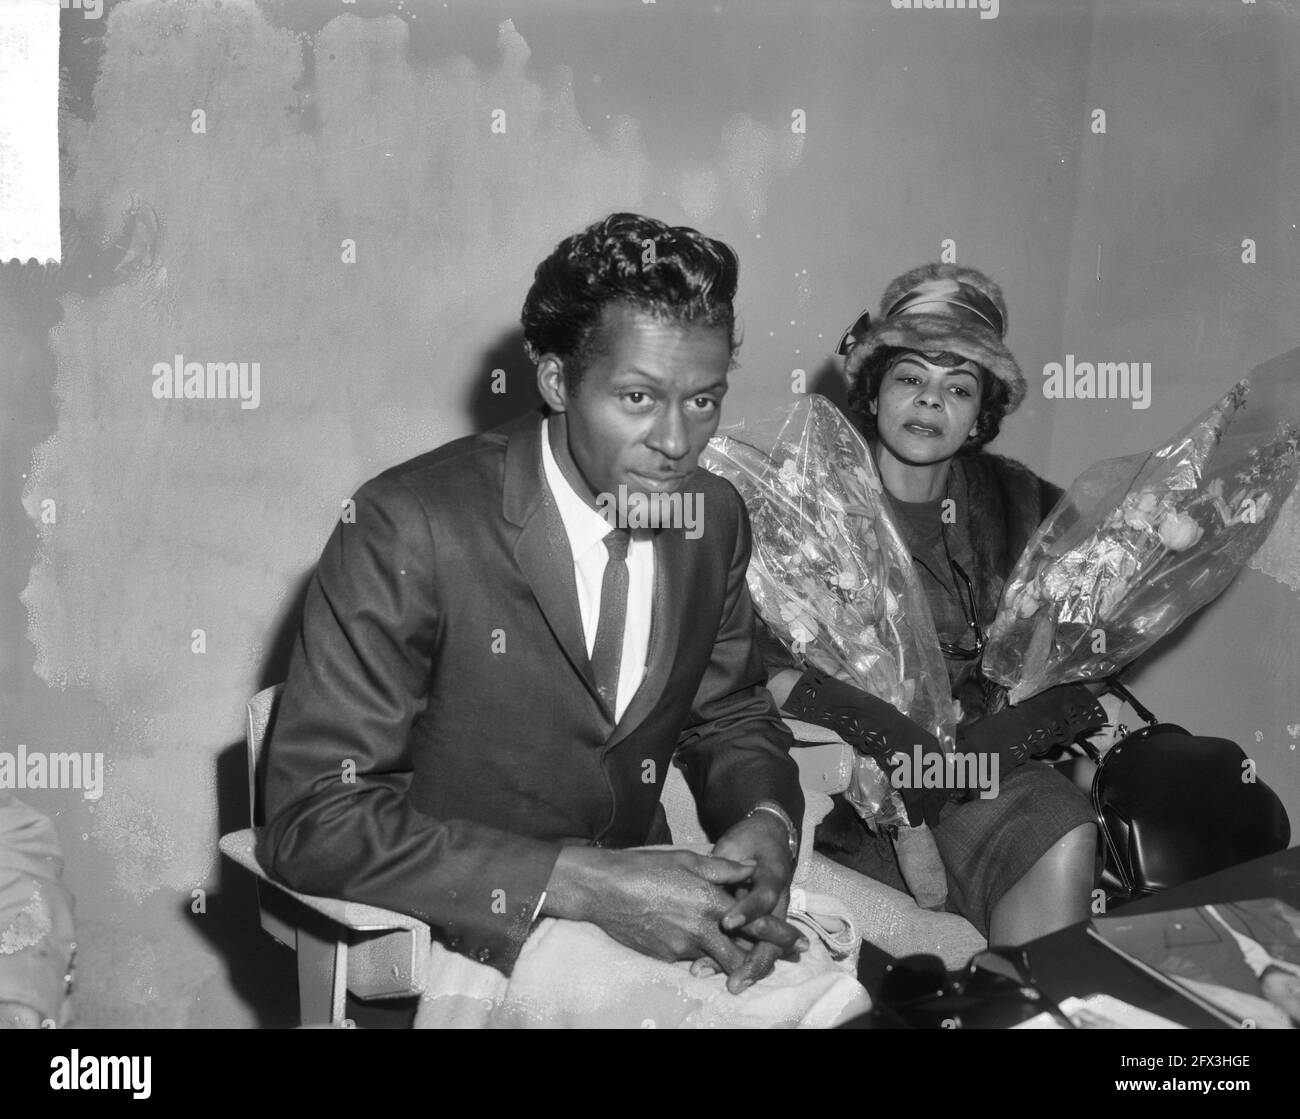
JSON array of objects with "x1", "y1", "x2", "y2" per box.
[
  {"x1": 503, "y1": 412, "x2": 603, "y2": 708},
  {"x1": 501, "y1": 411, "x2": 696, "y2": 742}
]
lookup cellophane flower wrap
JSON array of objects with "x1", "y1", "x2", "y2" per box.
[
  {"x1": 984, "y1": 349, "x2": 1300, "y2": 704},
  {"x1": 702, "y1": 395, "x2": 955, "y2": 828}
]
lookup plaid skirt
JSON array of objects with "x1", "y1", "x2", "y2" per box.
[{"x1": 814, "y1": 760, "x2": 1097, "y2": 938}]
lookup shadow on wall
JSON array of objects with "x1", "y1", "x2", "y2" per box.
[
  {"x1": 196, "y1": 571, "x2": 307, "y2": 1027},
  {"x1": 808, "y1": 359, "x2": 849, "y2": 414},
  {"x1": 198, "y1": 733, "x2": 416, "y2": 1027},
  {"x1": 467, "y1": 328, "x2": 540, "y2": 432},
  {"x1": 187, "y1": 756, "x2": 300, "y2": 1027},
  {"x1": 199, "y1": 570, "x2": 417, "y2": 1027}
]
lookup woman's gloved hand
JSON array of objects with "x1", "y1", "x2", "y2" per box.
[
  {"x1": 958, "y1": 682, "x2": 1107, "y2": 768},
  {"x1": 781, "y1": 669, "x2": 949, "y2": 828}
]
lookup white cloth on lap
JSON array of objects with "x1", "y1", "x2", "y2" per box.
[{"x1": 413, "y1": 880, "x2": 870, "y2": 1029}]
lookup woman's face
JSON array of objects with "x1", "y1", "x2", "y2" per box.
[{"x1": 870, "y1": 351, "x2": 983, "y2": 466}]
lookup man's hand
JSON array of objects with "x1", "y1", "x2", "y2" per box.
[
  {"x1": 1261, "y1": 967, "x2": 1300, "y2": 1025},
  {"x1": 707, "y1": 812, "x2": 805, "y2": 994},
  {"x1": 543, "y1": 847, "x2": 776, "y2": 979}
]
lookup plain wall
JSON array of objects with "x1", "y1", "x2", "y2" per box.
[
  {"x1": 1, "y1": 0, "x2": 1296, "y2": 1027},
  {"x1": 1050, "y1": 0, "x2": 1300, "y2": 825}
]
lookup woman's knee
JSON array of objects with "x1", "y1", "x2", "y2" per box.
[
  {"x1": 1040, "y1": 822, "x2": 1098, "y2": 878},
  {"x1": 1059, "y1": 822, "x2": 1097, "y2": 857},
  {"x1": 1018, "y1": 823, "x2": 1097, "y2": 886}
]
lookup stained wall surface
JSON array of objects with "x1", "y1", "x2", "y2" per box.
[{"x1": 1, "y1": 0, "x2": 1296, "y2": 1026}]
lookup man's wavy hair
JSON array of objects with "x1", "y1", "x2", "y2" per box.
[
  {"x1": 846, "y1": 346, "x2": 1012, "y2": 454},
  {"x1": 521, "y1": 213, "x2": 740, "y2": 394}
]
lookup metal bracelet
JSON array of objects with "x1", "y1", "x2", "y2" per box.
[{"x1": 746, "y1": 801, "x2": 800, "y2": 862}]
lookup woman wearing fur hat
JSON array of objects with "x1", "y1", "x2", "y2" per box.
[{"x1": 769, "y1": 263, "x2": 1108, "y2": 946}]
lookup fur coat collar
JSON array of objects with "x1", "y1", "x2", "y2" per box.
[{"x1": 948, "y1": 450, "x2": 1063, "y2": 626}]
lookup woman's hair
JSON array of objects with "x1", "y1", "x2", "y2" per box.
[
  {"x1": 846, "y1": 346, "x2": 1012, "y2": 454},
  {"x1": 520, "y1": 212, "x2": 740, "y2": 394}
]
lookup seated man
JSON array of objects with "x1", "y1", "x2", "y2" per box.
[{"x1": 257, "y1": 212, "x2": 810, "y2": 1010}]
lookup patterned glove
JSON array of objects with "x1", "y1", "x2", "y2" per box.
[
  {"x1": 958, "y1": 682, "x2": 1107, "y2": 768},
  {"x1": 782, "y1": 669, "x2": 949, "y2": 828}
]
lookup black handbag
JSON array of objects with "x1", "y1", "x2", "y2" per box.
[{"x1": 1083, "y1": 678, "x2": 1291, "y2": 907}]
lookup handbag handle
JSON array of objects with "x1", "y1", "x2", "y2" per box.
[
  {"x1": 1070, "y1": 674, "x2": 1161, "y2": 764},
  {"x1": 1101, "y1": 674, "x2": 1159, "y2": 728}
]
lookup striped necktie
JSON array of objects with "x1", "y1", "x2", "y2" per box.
[{"x1": 590, "y1": 528, "x2": 631, "y2": 718}]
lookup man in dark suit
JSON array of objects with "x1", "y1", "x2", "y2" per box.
[{"x1": 257, "y1": 213, "x2": 806, "y2": 998}]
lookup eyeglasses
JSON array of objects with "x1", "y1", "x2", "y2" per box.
[
  {"x1": 939, "y1": 559, "x2": 986, "y2": 662},
  {"x1": 876, "y1": 947, "x2": 1076, "y2": 1029}
]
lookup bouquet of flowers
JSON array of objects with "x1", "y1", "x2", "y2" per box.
[
  {"x1": 702, "y1": 394, "x2": 956, "y2": 829},
  {"x1": 984, "y1": 349, "x2": 1300, "y2": 704}
]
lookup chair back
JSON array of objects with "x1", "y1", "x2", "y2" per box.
[{"x1": 245, "y1": 683, "x2": 284, "y2": 827}]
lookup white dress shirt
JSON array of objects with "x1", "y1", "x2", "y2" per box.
[{"x1": 539, "y1": 417, "x2": 654, "y2": 723}]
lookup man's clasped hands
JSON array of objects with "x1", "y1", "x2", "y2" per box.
[{"x1": 542, "y1": 809, "x2": 809, "y2": 993}]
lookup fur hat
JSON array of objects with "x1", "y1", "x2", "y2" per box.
[{"x1": 840, "y1": 262, "x2": 1027, "y2": 412}]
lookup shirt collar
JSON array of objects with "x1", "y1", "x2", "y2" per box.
[{"x1": 539, "y1": 416, "x2": 619, "y2": 559}]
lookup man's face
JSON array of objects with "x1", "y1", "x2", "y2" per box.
[
  {"x1": 870, "y1": 351, "x2": 983, "y2": 466},
  {"x1": 541, "y1": 303, "x2": 731, "y2": 501}
]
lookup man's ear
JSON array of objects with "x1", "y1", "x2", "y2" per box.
[{"x1": 536, "y1": 355, "x2": 568, "y2": 413}]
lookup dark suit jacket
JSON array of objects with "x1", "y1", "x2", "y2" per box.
[{"x1": 256, "y1": 410, "x2": 801, "y2": 974}]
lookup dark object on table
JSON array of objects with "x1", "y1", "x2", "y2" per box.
[
  {"x1": 846, "y1": 946, "x2": 1074, "y2": 1029},
  {"x1": 1085, "y1": 679, "x2": 1290, "y2": 907}
]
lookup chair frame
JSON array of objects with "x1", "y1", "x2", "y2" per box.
[{"x1": 218, "y1": 684, "x2": 431, "y2": 1026}]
